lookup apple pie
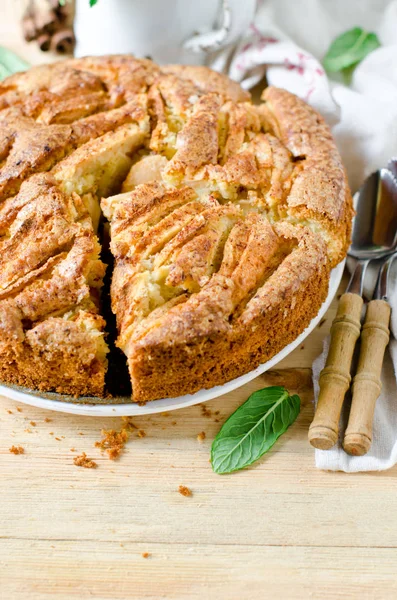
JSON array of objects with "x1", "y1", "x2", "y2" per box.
[{"x1": 0, "y1": 56, "x2": 353, "y2": 402}]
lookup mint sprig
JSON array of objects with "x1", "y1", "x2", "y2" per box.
[
  {"x1": 211, "y1": 386, "x2": 300, "y2": 474},
  {"x1": 323, "y1": 27, "x2": 380, "y2": 74},
  {"x1": 0, "y1": 47, "x2": 29, "y2": 81}
]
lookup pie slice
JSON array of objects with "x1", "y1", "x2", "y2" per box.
[{"x1": 0, "y1": 175, "x2": 107, "y2": 396}]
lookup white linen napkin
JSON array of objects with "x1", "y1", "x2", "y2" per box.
[
  {"x1": 207, "y1": 0, "x2": 397, "y2": 471},
  {"x1": 313, "y1": 261, "x2": 397, "y2": 472}
]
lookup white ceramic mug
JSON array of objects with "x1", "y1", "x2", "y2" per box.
[{"x1": 74, "y1": 0, "x2": 257, "y2": 64}]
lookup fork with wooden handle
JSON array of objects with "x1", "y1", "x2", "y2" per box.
[
  {"x1": 308, "y1": 288, "x2": 364, "y2": 450},
  {"x1": 343, "y1": 258, "x2": 393, "y2": 456},
  {"x1": 308, "y1": 167, "x2": 397, "y2": 451}
]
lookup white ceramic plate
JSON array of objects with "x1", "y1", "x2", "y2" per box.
[{"x1": 0, "y1": 261, "x2": 344, "y2": 416}]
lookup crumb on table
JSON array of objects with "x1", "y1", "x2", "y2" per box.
[
  {"x1": 142, "y1": 552, "x2": 151, "y2": 559},
  {"x1": 95, "y1": 427, "x2": 129, "y2": 460},
  {"x1": 197, "y1": 432, "x2": 206, "y2": 443},
  {"x1": 9, "y1": 445, "x2": 24, "y2": 455},
  {"x1": 200, "y1": 404, "x2": 212, "y2": 418},
  {"x1": 121, "y1": 416, "x2": 137, "y2": 430},
  {"x1": 178, "y1": 485, "x2": 192, "y2": 497},
  {"x1": 73, "y1": 452, "x2": 97, "y2": 469}
]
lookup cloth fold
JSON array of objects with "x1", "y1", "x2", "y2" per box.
[{"x1": 209, "y1": 0, "x2": 397, "y2": 471}]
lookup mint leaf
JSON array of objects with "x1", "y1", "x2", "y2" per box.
[
  {"x1": 0, "y1": 47, "x2": 29, "y2": 81},
  {"x1": 211, "y1": 386, "x2": 300, "y2": 474},
  {"x1": 90, "y1": 0, "x2": 98, "y2": 6},
  {"x1": 323, "y1": 27, "x2": 380, "y2": 73}
]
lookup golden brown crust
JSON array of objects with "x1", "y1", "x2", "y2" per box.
[
  {"x1": 161, "y1": 64, "x2": 251, "y2": 103},
  {"x1": 0, "y1": 55, "x2": 352, "y2": 401},
  {"x1": 128, "y1": 225, "x2": 330, "y2": 402},
  {"x1": 0, "y1": 173, "x2": 107, "y2": 396},
  {"x1": 259, "y1": 87, "x2": 353, "y2": 263}
]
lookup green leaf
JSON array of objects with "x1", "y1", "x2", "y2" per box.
[
  {"x1": 89, "y1": 0, "x2": 98, "y2": 6},
  {"x1": 0, "y1": 47, "x2": 29, "y2": 81},
  {"x1": 323, "y1": 27, "x2": 380, "y2": 73},
  {"x1": 211, "y1": 386, "x2": 300, "y2": 474}
]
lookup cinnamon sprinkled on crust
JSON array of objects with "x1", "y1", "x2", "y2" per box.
[
  {"x1": 9, "y1": 445, "x2": 24, "y2": 455},
  {"x1": 73, "y1": 452, "x2": 97, "y2": 468},
  {"x1": 178, "y1": 485, "x2": 192, "y2": 497}
]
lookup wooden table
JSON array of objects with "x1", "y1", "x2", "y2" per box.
[{"x1": 2, "y1": 5, "x2": 397, "y2": 598}]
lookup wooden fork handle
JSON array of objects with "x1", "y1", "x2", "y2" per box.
[
  {"x1": 308, "y1": 293, "x2": 363, "y2": 450},
  {"x1": 343, "y1": 299, "x2": 391, "y2": 456}
]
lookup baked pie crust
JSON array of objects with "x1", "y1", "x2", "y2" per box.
[{"x1": 0, "y1": 56, "x2": 353, "y2": 402}]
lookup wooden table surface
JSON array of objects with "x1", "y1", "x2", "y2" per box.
[{"x1": 2, "y1": 5, "x2": 397, "y2": 598}]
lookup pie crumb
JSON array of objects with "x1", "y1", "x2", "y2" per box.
[
  {"x1": 122, "y1": 416, "x2": 137, "y2": 430},
  {"x1": 178, "y1": 485, "x2": 192, "y2": 497},
  {"x1": 30, "y1": 421, "x2": 36, "y2": 427},
  {"x1": 9, "y1": 445, "x2": 24, "y2": 455},
  {"x1": 200, "y1": 404, "x2": 212, "y2": 418},
  {"x1": 137, "y1": 429, "x2": 146, "y2": 438},
  {"x1": 44, "y1": 418, "x2": 52, "y2": 423},
  {"x1": 142, "y1": 552, "x2": 150, "y2": 559},
  {"x1": 197, "y1": 431, "x2": 206, "y2": 443},
  {"x1": 73, "y1": 452, "x2": 97, "y2": 469},
  {"x1": 95, "y1": 427, "x2": 129, "y2": 460}
]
